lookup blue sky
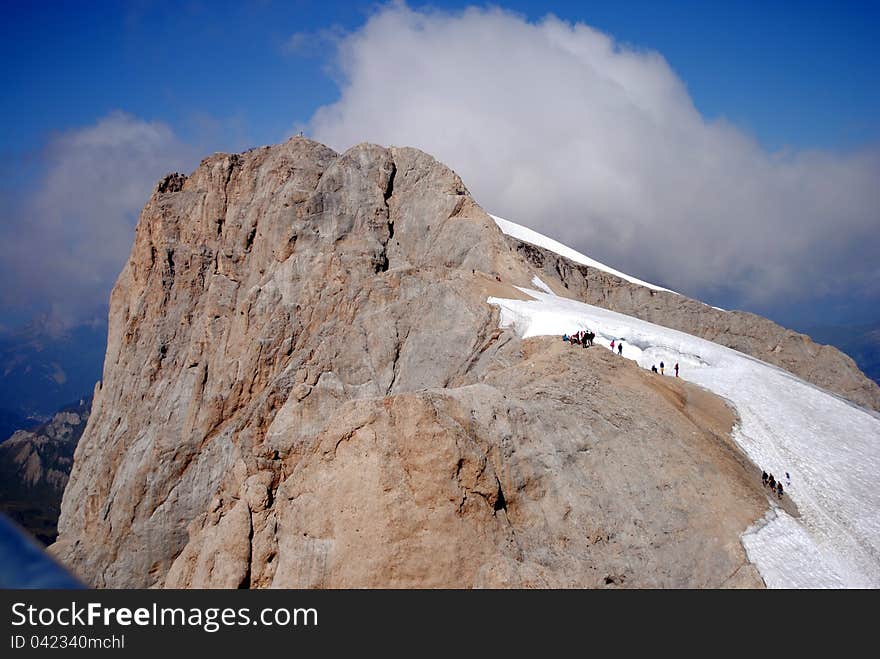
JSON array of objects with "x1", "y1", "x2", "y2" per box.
[
  {"x1": 3, "y1": 0, "x2": 878, "y2": 157},
  {"x1": 1, "y1": 0, "x2": 879, "y2": 332}
]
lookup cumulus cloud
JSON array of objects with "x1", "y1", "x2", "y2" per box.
[
  {"x1": 0, "y1": 111, "x2": 197, "y2": 330},
  {"x1": 309, "y1": 3, "x2": 880, "y2": 311}
]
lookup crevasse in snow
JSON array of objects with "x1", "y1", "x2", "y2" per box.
[{"x1": 486, "y1": 243, "x2": 880, "y2": 588}]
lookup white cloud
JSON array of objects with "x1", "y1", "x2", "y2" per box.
[
  {"x1": 0, "y1": 111, "x2": 197, "y2": 327},
  {"x1": 309, "y1": 3, "x2": 880, "y2": 310}
]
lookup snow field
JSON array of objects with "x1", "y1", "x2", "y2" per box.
[{"x1": 487, "y1": 274, "x2": 880, "y2": 588}]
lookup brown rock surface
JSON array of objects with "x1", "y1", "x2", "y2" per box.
[
  {"x1": 164, "y1": 341, "x2": 766, "y2": 589},
  {"x1": 51, "y1": 138, "x2": 862, "y2": 588}
]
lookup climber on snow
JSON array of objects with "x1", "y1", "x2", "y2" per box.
[
  {"x1": 674, "y1": 363, "x2": 679, "y2": 377},
  {"x1": 660, "y1": 361, "x2": 665, "y2": 375},
  {"x1": 617, "y1": 341, "x2": 623, "y2": 355}
]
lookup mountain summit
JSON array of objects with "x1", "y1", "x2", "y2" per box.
[{"x1": 51, "y1": 138, "x2": 880, "y2": 588}]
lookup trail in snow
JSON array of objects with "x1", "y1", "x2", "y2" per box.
[{"x1": 488, "y1": 281, "x2": 880, "y2": 588}]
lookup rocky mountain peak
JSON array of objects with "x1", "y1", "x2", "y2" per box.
[{"x1": 50, "y1": 138, "x2": 878, "y2": 588}]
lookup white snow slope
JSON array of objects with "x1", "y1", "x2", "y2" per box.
[
  {"x1": 489, "y1": 219, "x2": 880, "y2": 588},
  {"x1": 492, "y1": 214, "x2": 676, "y2": 293}
]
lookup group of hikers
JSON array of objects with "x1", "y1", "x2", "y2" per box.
[
  {"x1": 563, "y1": 331, "x2": 680, "y2": 377},
  {"x1": 650, "y1": 361, "x2": 679, "y2": 376},
  {"x1": 564, "y1": 330, "x2": 625, "y2": 355},
  {"x1": 762, "y1": 470, "x2": 789, "y2": 500},
  {"x1": 564, "y1": 330, "x2": 596, "y2": 348}
]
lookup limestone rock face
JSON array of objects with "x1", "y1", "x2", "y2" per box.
[
  {"x1": 53, "y1": 139, "x2": 522, "y2": 587},
  {"x1": 52, "y1": 138, "x2": 864, "y2": 588}
]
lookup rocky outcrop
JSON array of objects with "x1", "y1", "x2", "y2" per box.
[
  {"x1": 511, "y1": 240, "x2": 880, "y2": 411},
  {"x1": 54, "y1": 139, "x2": 526, "y2": 587},
  {"x1": 164, "y1": 342, "x2": 765, "y2": 588},
  {"x1": 52, "y1": 138, "x2": 864, "y2": 588},
  {"x1": 0, "y1": 399, "x2": 90, "y2": 544}
]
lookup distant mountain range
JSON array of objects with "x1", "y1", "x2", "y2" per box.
[{"x1": 0, "y1": 397, "x2": 91, "y2": 544}]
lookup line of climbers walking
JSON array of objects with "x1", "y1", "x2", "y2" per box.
[
  {"x1": 650, "y1": 361, "x2": 679, "y2": 377},
  {"x1": 761, "y1": 470, "x2": 790, "y2": 500}
]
